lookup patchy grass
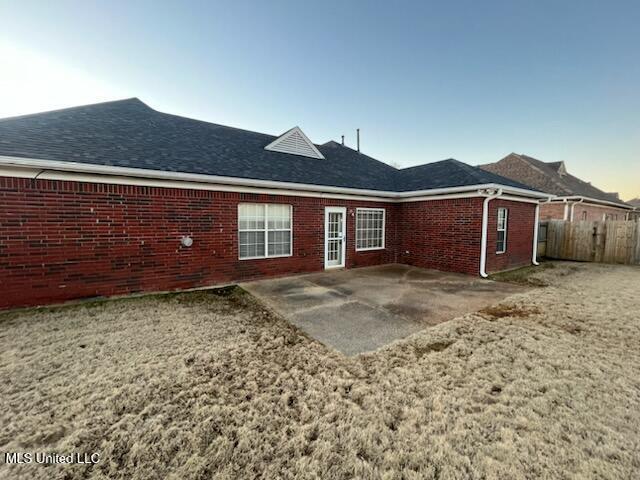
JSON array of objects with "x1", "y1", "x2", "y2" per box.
[
  {"x1": 1, "y1": 262, "x2": 640, "y2": 479},
  {"x1": 413, "y1": 340, "x2": 454, "y2": 358},
  {"x1": 479, "y1": 303, "x2": 541, "y2": 319},
  {"x1": 489, "y1": 261, "x2": 556, "y2": 286}
]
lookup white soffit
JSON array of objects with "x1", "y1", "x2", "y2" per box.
[{"x1": 264, "y1": 126, "x2": 325, "y2": 159}]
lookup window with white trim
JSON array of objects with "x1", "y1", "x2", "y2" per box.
[
  {"x1": 496, "y1": 208, "x2": 508, "y2": 254},
  {"x1": 355, "y1": 208, "x2": 385, "y2": 251},
  {"x1": 238, "y1": 204, "x2": 292, "y2": 259}
]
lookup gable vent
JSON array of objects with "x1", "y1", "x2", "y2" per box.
[{"x1": 264, "y1": 126, "x2": 325, "y2": 159}]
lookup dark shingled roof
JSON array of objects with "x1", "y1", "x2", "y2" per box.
[
  {"x1": 480, "y1": 153, "x2": 631, "y2": 207},
  {"x1": 395, "y1": 158, "x2": 533, "y2": 192},
  {"x1": 0, "y1": 98, "x2": 537, "y2": 193}
]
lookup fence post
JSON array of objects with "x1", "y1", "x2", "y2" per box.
[{"x1": 594, "y1": 221, "x2": 605, "y2": 263}]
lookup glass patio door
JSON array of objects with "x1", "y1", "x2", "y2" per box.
[{"x1": 324, "y1": 207, "x2": 346, "y2": 268}]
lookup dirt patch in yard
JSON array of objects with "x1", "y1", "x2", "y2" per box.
[
  {"x1": 479, "y1": 303, "x2": 541, "y2": 319},
  {"x1": 489, "y1": 261, "x2": 557, "y2": 286},
  {"x1": 1, "y1": 261, "x2": 640, "y2": 479},
  {"x1": 414, "y1": 340, "x2": 454, "y2": 358}
]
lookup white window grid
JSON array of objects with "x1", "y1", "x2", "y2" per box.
[
  {"x1": 238, "y1": 203, "x2": 292, "y2": 260},
  {"x1": 355, "y1": 208, "x2": 385, "y2": 251},
  {"x1": 496, "y1": 207, "x2": 508, "y2": 254}
]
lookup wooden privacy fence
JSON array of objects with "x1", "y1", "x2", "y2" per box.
[{"x1": 545, "y1": 220, "x2": 640, "y2": 265}]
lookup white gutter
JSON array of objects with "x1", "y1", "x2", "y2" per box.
[
  {"x1": 551, "y1": 195, "x2": 633, "y2": 210},
  {"x1": 0, "y1": 155, "x2": 550, "y2": 201},
  {"x1": 532, "y1": 203, "x2": 540, "y2": 266},
  {"x1": 479, "y1": 188, "x2": 503, "y2": 278},
  {"x1": 563, "y1": 199, "x2": 569, "y2": 220},
  {"x1": 569, "y1": 198, "x2": 584, "y2": 221}
]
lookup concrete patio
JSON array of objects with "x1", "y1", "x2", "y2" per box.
[{"x1": 242, "y1": 264, "x2": 527, "y2": 355}]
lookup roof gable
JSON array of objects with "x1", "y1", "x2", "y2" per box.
[{"x1": 264, "y1": 127, "x2": 324, "y2": 159}]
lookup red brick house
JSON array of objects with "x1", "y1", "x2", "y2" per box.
[
  {"x1": 0, "y1": 99, "x2": 548, "y2": 309},
  {"x1": 480, "y1": 153, "x2": 634, "y2": 221}
]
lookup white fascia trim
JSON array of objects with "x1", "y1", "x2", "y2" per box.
[
  {"x1": 401, "y1": 183, "x2": 548, "y2": 200},
  {"x1": 398, "y1": 192, "x2": 541, "y2": 204},
  {"x1": 500, "y1": 195, "x2": 542, "y2": 205},
  {"x1": 398, "y1": 192, "x2": 484, "y2": 203},
  {"x1": 551, "y1": 195, "x2": 633, "y2": 210},
  {"x1": 0, "y1": 155, "x2": 550, "y2": 201},
  {"x1": 0, "y1": 167, "x2": 390, "y2": 202}
]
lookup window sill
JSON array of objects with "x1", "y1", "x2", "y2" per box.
[
  {"x1": 239, "y1": 254, "x2": 292, "y2": 260},
  {"x1": 355, "y1": 247, "x2": 385, "y2": 252}
]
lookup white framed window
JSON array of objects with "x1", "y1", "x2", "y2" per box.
[
  {"x1": 496, "y1": 207, "x2": 508, "y2": 254},
  {"x1": 355, "y1": 208, "x2": 385, "y2": 251},
  {"x1": 238, "y1": 203, "x2": 292, "y2": 259}
]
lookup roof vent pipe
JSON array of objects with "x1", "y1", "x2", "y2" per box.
[
  {"x1": 341, "y1": 135, "x2": 345, "y2": 146},
  {"x1": 357, "y1": 128, "x2": 360, "y2": 153}
]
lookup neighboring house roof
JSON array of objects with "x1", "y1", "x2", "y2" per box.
[
  {"x1": 0, "y1": 98, "x2": 539, "y2": 195},
  {"x1": 480, "y1": 153, "x2": 631, "y2": 207},
  {"x1": 628, "y1": 198, "x2": 640, "y2": 208}
]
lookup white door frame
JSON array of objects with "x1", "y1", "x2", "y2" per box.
[{"x1": 324, "y1": 206, "x2": 347, "y2": 269}]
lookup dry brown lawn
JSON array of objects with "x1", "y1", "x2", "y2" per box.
[{"x1": 1, "y1": 262, "x2": 639, "y2": 479}]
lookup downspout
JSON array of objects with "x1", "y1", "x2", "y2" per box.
[
  {"x1": 480, "y1": 188, "x2": 503, "y2": 278},
  {"x1": 562, "y1": 199, "x2": 569, "y2": 220},
  {"x1": 532, "y1": 203, "x2": 541, "y2": 266},
  {"x1": 532, "y1": 196, "x2": 553, "y2": 266},
  {"x1": 569, "y1": 198, "x2": 584, "y2": 221}
]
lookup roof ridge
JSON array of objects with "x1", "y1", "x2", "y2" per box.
[
  {"x1": 511, "y1": 153, "x2": 572, "y2": 196},
  {"x1": 154, "y1": 110, "x2": 278, "y2": 140},
  {"x1": 515, "y1": 153, "x2": 628, "y2": 205},
  {"x1": 397, "y1": 158, "x2": 455, "y2": 172},
  {"x1": 0, "y1": 98, "x2": 148, "y2": 123},
  {"x1": 144, "y1": 108, "x2": 400, "y2": 173},
  {"x1": 447, "y1": 159, "x2": 490, "y2": 183},
  {"x1": 562, "y1": 170, "x2": 628, "y2": 203}
]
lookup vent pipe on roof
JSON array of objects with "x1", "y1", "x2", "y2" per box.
[
  {"x1": 357, "y1": 128, "x2": 360, "y2": 153},
  {"x1": 341, "y1": 135, "x2": 345, "y2": 146}
]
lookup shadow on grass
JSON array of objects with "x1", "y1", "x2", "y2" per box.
[
  {"x1": 489, "y1": 262, "x2": 556, "y2": 287},
  {"x1": 0, "y1": 284, "x2": 248, "y2": 322}
]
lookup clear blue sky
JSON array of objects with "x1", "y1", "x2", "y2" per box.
[{"x1": 1, "y1": 0, "x2": 638, "y2": 199}]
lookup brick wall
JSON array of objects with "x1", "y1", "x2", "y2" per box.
[
  {"x1": 570, "y1": 204, "x2": 629, "y2": 221},
  {"x1": 485, "y1": 199, "x2": 536, "y2": 273},
  {"x1": 0, "y1": 177, "x2": 398, "y2": 309},
  {"x1": 397, "y1": 198, "x2": 536, "y2": 275},
  {"x1": 0, "y1": 177, "x2": 536, "y2": 309},
  {"x1": 540, "y1": 202, "x2": 567, "y2": 220},
  {"x1": 541, "y1": 202, "x2": 630, "y2": 221},
  {"x1": 398, "y1": 198, "x2": 484, "y2": 275}
]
